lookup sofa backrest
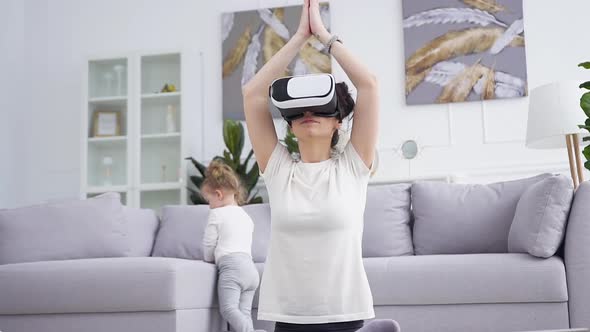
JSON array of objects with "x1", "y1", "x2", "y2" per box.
[
  {"x1": 410, "y1": 173, "x2": 566, "y2": 255},
  {"x1": 148, "y1": 182, "x2": 416, "y2": 262}
]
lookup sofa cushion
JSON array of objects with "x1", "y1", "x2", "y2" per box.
[
  {"x1": 411, "y1": 173, "x2": 552, "y2": 255},
  {"x1": 363, "y1": 183, "x2": 413, "y2": 257},
  {"x1": 0, "y1": 257, "x2": 217, "y2": 314},
  {"x1": 251, "y1": 253, "x2": 566, "y2": 308},
  {"x1": 242, "y1": 204, "x2": 271, "y2": 263},
  {"x1": 509, "y1": 174, "x2": 574, "y2": 258},
  {"x1": 124, "y1": 206, "x2": 160, "y2": 257},
  {"x1": 152, "y1": 204, "x2": 270, "y2": 262},
  {"x1": 0, "y1": 192, "x2": 129, "y2": 265},
  {"x1": 151, "y1": 205, "x2": 209, "y2": 260}
]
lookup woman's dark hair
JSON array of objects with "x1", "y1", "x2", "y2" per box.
[
  {"x1": 331, "y1": 81, "x2": 355, "y2": 148},
  {"x1": 287, "y1": 81, "x2": 355, "y2": 149}
]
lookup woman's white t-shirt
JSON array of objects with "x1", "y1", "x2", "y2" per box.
[{"x1": 256, "y1": 140, "x2": 378, "y2": 324}]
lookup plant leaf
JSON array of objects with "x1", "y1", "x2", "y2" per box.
[
  {"x1": 189, "y1": 175, "x2": 204, "y2": 188},
  {"x1": 583, "y1": 136, "x2": 590, "y2": 142},
  {"x1": 583, "y1": 145, "x2": 590, "y2": 160},
  {"x1": 248, "y1": 196, "x2": 264, "y2": 205},
  {"x1": 185, "y1": 156, "x2": 207, "y2": 177},
  {"x1": 581, "y1": 92, "x2": 590, "y2": 117},
  {"x1": 585, "y1": 161, "x2": 590, "y2": 172},
  {"x1": 579, "y1": 62, "x2": 590, "y2": 69},
  {"x1": 578, "y1": 125, "x2": 590, "y2": 131},
  {"x1": 580, "y1": 81, "x2": 590, "y2": 90}
]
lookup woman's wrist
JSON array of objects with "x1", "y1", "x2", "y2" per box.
[
  {"x1": 315, "y1": 30, "x2": 332, "y2": 45},
  {"x1": 292, "y1": 32, "x2": 310, "y2": 45}
]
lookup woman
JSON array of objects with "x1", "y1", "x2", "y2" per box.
[{"x1": 242, "y1": 1, "x2": 400, "y2": 331}]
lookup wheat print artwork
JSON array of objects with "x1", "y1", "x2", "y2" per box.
[
  {"x1": 221, "y1": 4, "x2": 331, "y2": 120},
  {"x1": 402, "y1": 0, "x2": 528, "y2": 105}
]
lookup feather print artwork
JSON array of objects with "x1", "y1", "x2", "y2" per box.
[
  {"x1": 221, "y1": 13, "x2": 235, "y2": 42},
  {"x1": 222, "y1": 4, "x2": 332, "y2": 120},
  {"x1": 308, "y1": 36, "x2": 326, "y2": 52},
  {"x1": 320, "y1": 4, "x2": 331, "y2": 30},
  {"x1": 403, "y1": 0, "x2": 527, "y2": 104},
  {"x1": 223, "y1": 25, "x2": 251, "y2": 78},
  {"x1": 406, "y1": 69, "x2": 432, "y2": 96},
  {"x1": 490, "y1": 19, "x2": 524, "y2": 54},
  {"x1": 406, "y1": 27, "x2": 524, "y2": 76},
  {"x1": 424, "y1": 61, "x2": 467, "y2": 87},
  {"x1": 423, "y1": 61, "x2": 526, "y2": 99},
  {"x1": 241, "y1": 25, "x2": 265, "y2": 87},
  {"x1": 403, "y1": 8, "x2": 507, "y2": 28},
  {"x1": 263, "y1": 9, "x2": 289, "y2": 76},
  {"x1": 480, "y1": 68, "x2": 496, "y2": 99},
  {"x1": 437, "y1": 60, "x2": 486, "y2": 103},
  {"x1": 300, "y1": 44, "x2": 331, "y2": 73},
  {"x1": 293, "y1": 58, "x2": 311, "y2": 76},
  {"x1": 258, "y1": 8, "x2": 290, "y2": 40},
  {"x1": 461, "y1": 0, "x2": 506, "y2": 13}
]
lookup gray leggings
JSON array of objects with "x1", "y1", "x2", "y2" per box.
[{"x1": 217, "y1": 252, "x2": 260, "y2": 332}]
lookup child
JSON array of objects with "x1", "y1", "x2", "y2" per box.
[{"x1": 201, "y1": 160, "x2": 265, "y2": 332}]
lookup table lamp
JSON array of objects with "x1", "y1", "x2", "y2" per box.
[{"x1": 527, "y1": 80, "x2": 588, "y2": 189}]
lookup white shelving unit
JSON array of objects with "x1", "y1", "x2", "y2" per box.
[{"x1": 81, "y1": 51, "x2": 186, "y2": 213}]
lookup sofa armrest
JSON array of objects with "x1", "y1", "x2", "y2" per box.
[{"x1": 565, "y1": 181, "x2": 590, "y2": 328}]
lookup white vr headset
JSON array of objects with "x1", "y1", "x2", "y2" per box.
[{"x1": 269, "y1": 73, "x2": 339, "y2": 122}]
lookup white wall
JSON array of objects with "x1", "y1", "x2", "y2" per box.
[
  {"x1": 0, "y1": 0, "x2": 25, "y2": 208},
  {"x1": 4, "y1": 0, "x2": 590, "y2": 207}
]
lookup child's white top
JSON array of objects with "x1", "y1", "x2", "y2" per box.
[
  {"x1": 256, "y1": 140, "x2": 379, "y2": 324},
  {"x1": 202, "y1": 205, "x2": 254, "y2": 263}
]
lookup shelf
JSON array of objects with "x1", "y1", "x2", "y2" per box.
[
  {"x1": 141, "y1": 133, "x2": 180, "y2": 142},
  {"x1": 141, "y1": 92, "x2": 181, "y2": 100},
  {"x1": 89, "y1": 58, "x2": 128, "y2": 98},
  {"x1": 88, "y1": 136, "x2": 127, "y2": 145},
  {"x1": 89, "y1": 96, "x2": 127, "y2": 103},
  {"x1": 140, "y1": 182, "x2": 183, "y2": 191},
  {"x1": 85, "y1": 52, "x2": 183, "y2": 210},
  {"x1": 141, "y1": 53, "x2": 181, "y2": 95}
]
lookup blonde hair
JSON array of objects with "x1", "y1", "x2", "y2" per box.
[{"x1": 201, "y1": 160, "x2": 247, "y2": 206}]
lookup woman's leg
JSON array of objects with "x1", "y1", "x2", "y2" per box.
[{"x1": 355, "y1": 319, "x2": 401, "y2": 332}]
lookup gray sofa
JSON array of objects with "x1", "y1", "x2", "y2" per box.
[{"x1": 0, "y1": 175, "x2": 588, "y2": 332}]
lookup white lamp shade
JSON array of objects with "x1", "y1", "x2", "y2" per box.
[{"x1": 526, "y1": 80, "x2": 588, "y2": 149}]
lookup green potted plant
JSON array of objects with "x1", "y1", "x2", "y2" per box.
[
  {"x1": 283, "y1": 126, "x2": 299, "y2": 155},
  {"x1": 578, "y1": 62, "x2": 590, "y2": 171},
  {"x1": 185, "y1": 120, "x2": 263, "y2": 205}
]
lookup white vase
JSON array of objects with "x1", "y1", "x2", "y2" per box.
[{"x1": 166, "y1": 105, "x2": 177, "y2": 133}]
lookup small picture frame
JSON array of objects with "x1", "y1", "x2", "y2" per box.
[{"x1": 93, "y1": 110, "x2": 121, "y2": 137}]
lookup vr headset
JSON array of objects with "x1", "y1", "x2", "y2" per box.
[{"x1": 269, "y1": 73, "x2": 339, "y2": 122}]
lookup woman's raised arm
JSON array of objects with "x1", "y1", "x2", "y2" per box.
[
  {"x1": 309, "y1": 0, "x2": 379, "y2": 170},
  {"x1": 242, "y1": 0, "x2": 311, "y2": 174}
]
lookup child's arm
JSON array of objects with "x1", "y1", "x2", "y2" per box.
[{"x1": 202, "y1": 214, "x2": 219, "y2": 263}]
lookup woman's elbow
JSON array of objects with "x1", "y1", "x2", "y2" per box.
[
  {"x1": 242, "y1": 81, "x2": 259, "y2": 99},
  {"x1": 363, "y1": 74, "x2": 379, "y2": 90}
]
